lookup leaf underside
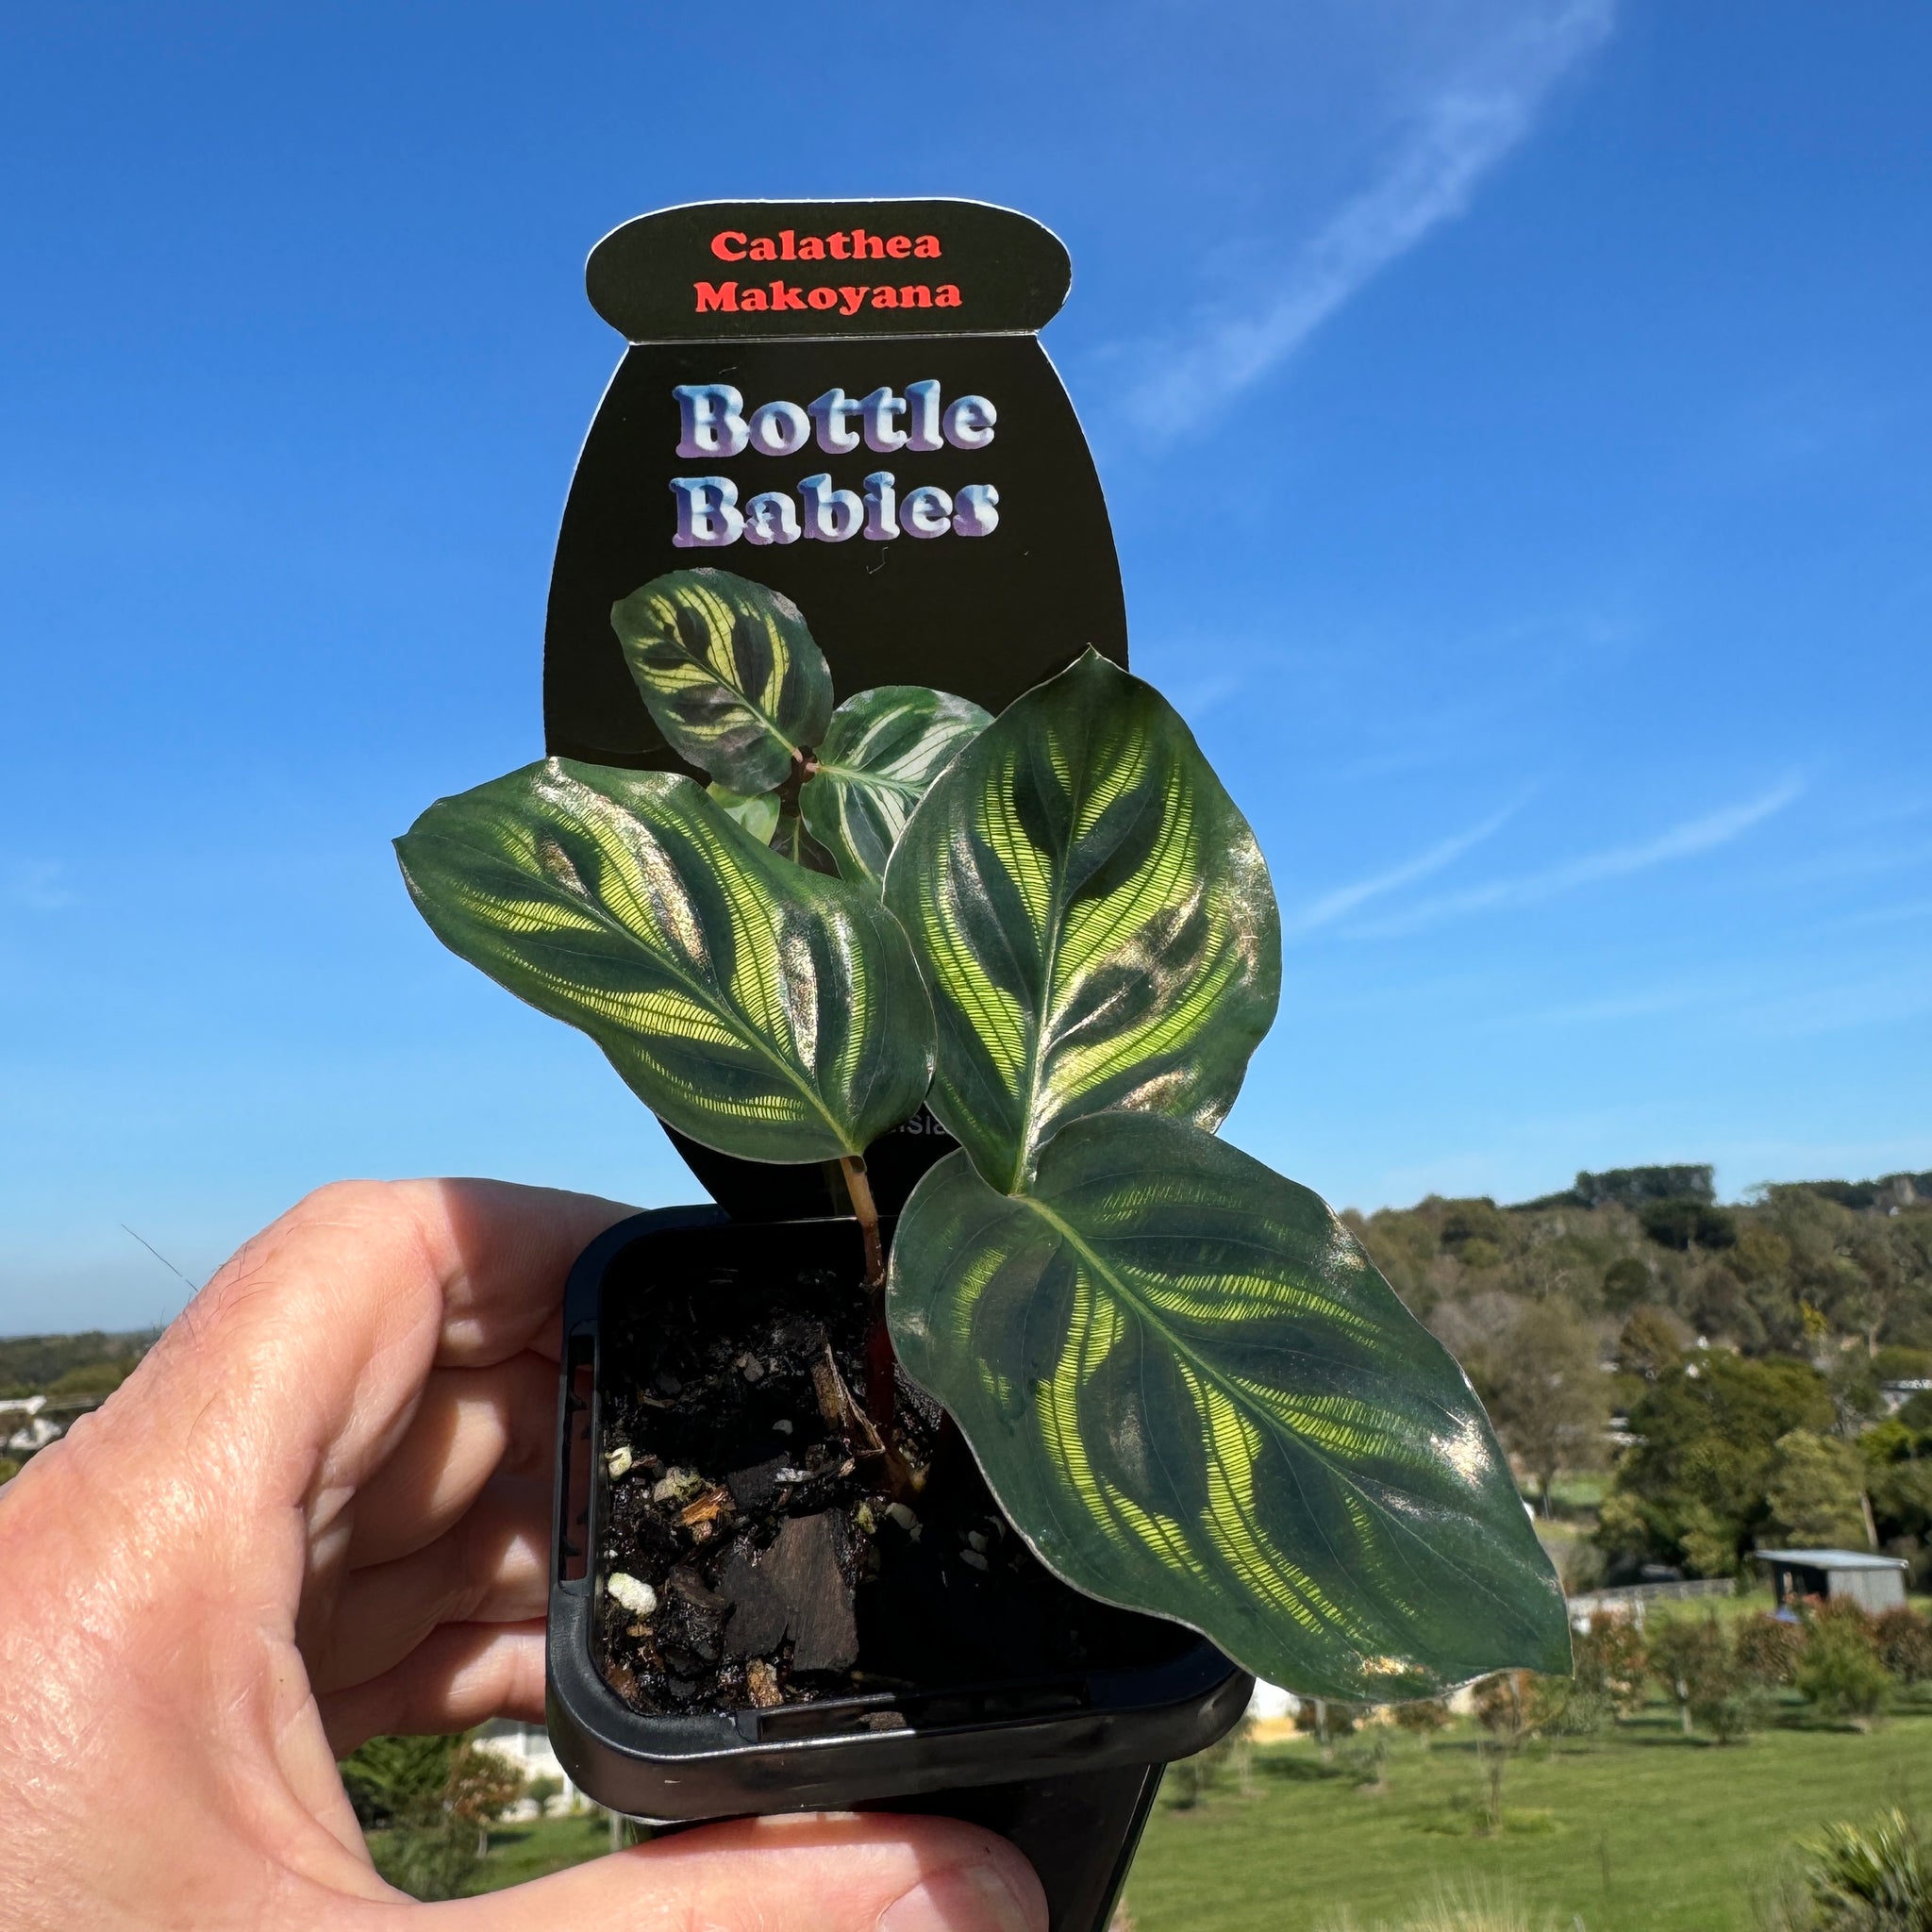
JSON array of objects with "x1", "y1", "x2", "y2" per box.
[
  {"x1": 801, "y1": 684, "x2": 993, "y2": 893},
  {"x1": 395, "y1": 758, "x2": 932, "y2": 1163},
  {"x1": 611, "y1": 569, "x2": 834, "y2": 795},
  {"x1": 884, "y1": 649, "x2": 1282, "y2": 1195},
  {"x1": 888, "y1": 1109, "x2": 1571, "y2": 1700}
]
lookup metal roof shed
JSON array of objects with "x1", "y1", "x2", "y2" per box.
[{"x1": 1753, "y1": 1549, "x2": 1909, "y2": 1614}]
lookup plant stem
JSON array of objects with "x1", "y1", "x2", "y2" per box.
[
  {"x1": 839, "y1": 1156, "x2": 896, "y2": 1441},
  {"x1": 841, "y1": 1156, "x2": 886, "y2": 1290}
]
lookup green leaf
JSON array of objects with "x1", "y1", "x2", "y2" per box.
[
  {"x1": 801, "y1": 685, "x2": 993, "y2": 892},
  {"x1": 395, "y1": 758, "x2": 932, "y2": 1163},
  {"x1": 888, "y1": 1110, "x2": 1570, "y2": 1701},
  {"x1": 610, "y1": 569, "x2": 834, "y2": 793},
  {"x1": 883, "y1": 649, "x2": 1280, "y2": 1194},
  {"x1": 770, "y1": 808, "x2": 838, "y2": 875},
  {"x1": 707, "y1": 782, "x2": 781, "y2": 846}
]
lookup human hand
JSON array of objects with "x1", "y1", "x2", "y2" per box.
[{"x1": 0, "y1": 1178, "x2": 1047, "y2": 1931}]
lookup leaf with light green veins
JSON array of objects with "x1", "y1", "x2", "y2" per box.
[
  {"x1": 395, "y1": 758, "x2": 932, "y2": 1163},
  {"x1": 801, "y1": 686, "x2": 993, "y2": 892},
  {"x1": 888, "y1": 1110, "x2": 1571, "y2": 1702},
  {"x1": 611, "y1": 569, "x2": 834, "y2": 794},
  {"x1": 707, "y1": 782, "x2": 781, "y2": 845},
  {"x1": 883, "y1": 649, "x2": 1281, "y2": 1195}
]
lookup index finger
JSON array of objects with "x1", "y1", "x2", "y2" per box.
[{"x1": 107, "y1": 1178, "x2": 631, "y2": 1536}]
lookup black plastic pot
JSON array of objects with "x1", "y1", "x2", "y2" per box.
[{"x1": 547, "y1": 1207, "x2": 1254, "y2": 1932}]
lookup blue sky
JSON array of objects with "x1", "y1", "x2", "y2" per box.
[{"x1": 3, "y1": 2, "x2": 1927, "y2": 1334}]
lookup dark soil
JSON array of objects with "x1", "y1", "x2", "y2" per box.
[{"x1": 592, "y1": 1220, "x2": 1192, "y2": 1718}]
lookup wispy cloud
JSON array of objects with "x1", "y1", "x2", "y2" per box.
[
  {"x1": 1348, "y1": 777, "x2": 1805, "y2": 936},
  {"x1": 1124, "y1": 0, "x2": 1615, "y2": 432},
  {"x1": 1287, "y1": 796, "x2": 1526, "y2": 935}
]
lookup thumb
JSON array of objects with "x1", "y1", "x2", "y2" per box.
[{"x1": 443, "y1": 1810, "x2": 1049, "y2": 1932}]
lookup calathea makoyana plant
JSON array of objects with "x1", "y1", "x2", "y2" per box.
[{"x1": 396, "y1": 567, "x2": 1569, "y2": 1700}]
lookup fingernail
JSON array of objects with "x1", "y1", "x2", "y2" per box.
[{"x1": 879, "y1": 1861, "x2": 1042, "y2": 1932}]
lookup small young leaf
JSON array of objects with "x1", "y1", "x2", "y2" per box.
[
  {"x1": 610, "y1": 569, "x2": 834, "y2": 794},
  {"x1": 884, "y1": 649, "x2": 1280, "y2": 1194},
  {"x1": 770, "y1": 808, "x2": 838, "y2": 874},
  {"x1": 396, "y1": 758, "x2": 931, "y2": 1163},
  {"x1": 801, "y1": 685, "x2": 992, "y2": 892},
  {"x1": 707, "y1": 782, "x2": 781, "y2": 846},
  {"x1": 888, "y1": 1110, "x2": 1571, "y2": 1701}
]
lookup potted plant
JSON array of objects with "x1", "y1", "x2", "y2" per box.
[{"x1": 395, "y1": 567, "x2": 1568, "y2": 1928}]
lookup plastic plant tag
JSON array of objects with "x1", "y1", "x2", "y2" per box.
[{"x1": 543, "y1": 199, "x2": 1128, "y2": 1215}]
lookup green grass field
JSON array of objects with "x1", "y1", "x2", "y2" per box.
[
  {"x1": 472, "y1": 1812, "x2": 611, "y2": 1888},
  {"x1": 1124, "y1": 1706, "x2": 1932, "y2": 1932},
  {"x1": 466, "y1": 1693, "x2": 1932, "y2": 1929}
]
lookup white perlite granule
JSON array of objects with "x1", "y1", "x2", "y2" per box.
[{"x1": 607, "y1": 1573, "x2": 658, "y2": 1618}]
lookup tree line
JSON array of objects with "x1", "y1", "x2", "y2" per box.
[{"x1": 1344, "y1": 1164, "x2": 1932, "y2": 1589}]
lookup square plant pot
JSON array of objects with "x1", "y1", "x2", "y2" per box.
[{"x1": 546, "y1": 1206, "x2": 1254, "y2": 1932}]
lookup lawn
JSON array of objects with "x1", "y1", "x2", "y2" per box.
[
  {"x1": 472, "y1": 1812, "x2": 613, "y2": 1889},
  {"x1": 463, "y1": 1693, "x2": 1932, "y2": 1929},
  {"x1": 1122, "y1": 1705, "x2": 1932, "y2": 1932}
]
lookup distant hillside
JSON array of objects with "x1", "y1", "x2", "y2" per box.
[
  {"x1": 0, "y1": 1329, "x2": 156, "y2": 1399},
  {"x1": 1346, "y1": 1164, "x2": 1932, "y2": 1358}
]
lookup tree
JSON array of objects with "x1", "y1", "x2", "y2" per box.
[
  {"x1": 1471, "y1": 1672, "x2": 1536, "y2": 1831},
  {"x1": 1650, "y1": 1616, "x2": 1728, "y2": 1738},
  {"x1": 339, "y1": 1733, "x2": 525, "y2": 1900},
  {"x1": 1480, "y1": 1300, "x2": 1612, "y2": 1510},
  {"x1": 1618, "y1": 1307, "x2": 1691, "y2": 1381},
  {"x1": 1570, "y1": 1615, "x2": 1649, "y2": 1720},
  {"x1": 1641, "y1": 1199, "x2": 1739, "y2": 1254},
  {"x1": 1165, "y1": 1715, "x2": 1256, "y2": 1807},
  {"x1": 1576, "y1": 1166, "x2": 1716, "y2": 1209},
  {"x1": 446, "y1": 1741, "x2": 526, "y2": 1854},
  {"x1": 1602, "y1": 1257, "x2": 1654, "y2": 1312},
  {"x1": 1602, "y1": 1353, "x2": 1834, "y2": 1575},
  {"x1": 1765, "y1": 1430, "x2": 1870, "y2": 1550}
]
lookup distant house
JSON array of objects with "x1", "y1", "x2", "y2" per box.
[
  {"x1": 1, "y1": 1395, "x2": 59, "y2": 1458},
  {"x1": 1753, "y1": 1549, "x2": 1908, "y2": 1614}
]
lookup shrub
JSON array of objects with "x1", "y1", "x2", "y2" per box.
[
  {"x1": 1165, "y1": 1715, "x2": 1255, "y2": 1807},
  {"x1": 1572, "y1": 1614, "x2": 1649, "y2": 1717},
  {"x1": 46, "y1": 1357, "x2": 134, "y2": 1398},
  {"x1": 1693, "y1": 1670, "x2": 1774, "y2": 1745},
  {"x1": 1645, "y1": 1614, "x2": 1768, "y2": 1741},
  {"x1": 1874, "y1": 1605, "x2": 1932, "y2": 1685},
  {"x1": 525, "y1": 1774, "x2": 563, "y2": 1819},
  {"x1": 1318, "y1": 1883, "x2": 1564, "y2": 1931},
  {"x1": 1391, "y1": 1697, "x2": 1454, "y2": 1744},
  {"x1": 1796, "y1": 1603, "x2": 1890, "y2": 1722},
  {"x1": 1791, "y1": 1809, "x2": 1930, "y2": 1930},
  {"x1": 1293, "y1": 1697, "x2": 1360, "y2": 1753},
  {"x1": 1736, "y1": 1612, "x2": 1807, "y2": 1688}
]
